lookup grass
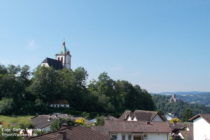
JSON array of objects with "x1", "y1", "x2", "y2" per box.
[{"x1": 0, "y1": 115, "x2": 34, "y2": 128}]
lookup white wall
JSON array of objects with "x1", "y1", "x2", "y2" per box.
[
  {"x1": 41, "y1": 63, "x2": 49, "y2": 67},
  {"x1": 64, "y1": 54, "x2": 71, "y2": 69},
  {"x1": 152, "y1": 115, "x2": 163, "y2": 122},
  {"x1": 194, "y1": 117, "x2": 210, "y2": 140},
  {"x1": 145, "y1": 133, "x2": 169, "y2": 140}
]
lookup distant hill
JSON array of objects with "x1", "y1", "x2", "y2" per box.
[
  {"x1": 152, "y1": 94, "x2": 210, "y2": 120},
  {"x1": 153, "y1": 91, "x2": 210, "y2": 107}
]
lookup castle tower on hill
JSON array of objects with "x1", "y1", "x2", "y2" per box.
[
  {"x1": 41, "y1": 42, "x2": 71, "y2": 70},
  {"x1": 169, "y1": 94, "x2": 177, "y2": 103}
]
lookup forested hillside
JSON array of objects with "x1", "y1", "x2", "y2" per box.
[
  {"x1": 156, "y1": 91, "x2": 210, "y2": 107},
  {"x1": 0, "y1": 64, "x2": 155, "y2": 116},
  {"x1": 152, "y1": 94, "x2": 210, "y2": 120}
]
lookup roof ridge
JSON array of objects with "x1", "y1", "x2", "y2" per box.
[
  {"x1": 30, "y1": 127, "x2": 71, "y2": 139},
  {"x1": 134, "y1": 110, "x2": 158, "y2": 112}
]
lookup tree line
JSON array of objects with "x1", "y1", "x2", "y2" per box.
[{"x1": 0, "y1": 64, "x2": 155, "y2": 116}]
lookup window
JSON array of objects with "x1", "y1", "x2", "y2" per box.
[
  {"x1": 111, "y1": 134, "x2": 117, "y2": 140},
  {"x1": 122, "y1": 135, "x2": 125, "y2": 140},
  {"x1": 128, "y1": 135, "x2": 132, "y2": 140},
  {"x1": 134, "y1": 136, "x2": 143, "y2": 140}
]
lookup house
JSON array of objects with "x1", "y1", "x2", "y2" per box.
[
  {"x1": 92, "y1": 120, "x2": 171, "y2": 140},
  {"x1": 119, "y1": 110, "x2": 166, "y2": 122},
  {"x1": 41, "y1": 57, "x2": 63, "y2": 70},
  {"x1": 29, "y1": 126, "x2": 109, "y2": 140},
  {"x1": 190, "y1": 114, "x2": 210, "y2": 140},
  {"x1": 41, "y1": 41, "x2": 71, "y2": 70},
  {"x1": 179, "y1": 123, "x2": 193, "y2": 140},
  {"x1": 169, "y1": 94, "x2": 177, "y2": 103},
  {"x1": 165, "y1": 113, "x2": 175, "y2": 121},
  {"x1": 92, "y1": 110, "x2": 171, "y2": 140},
  {"x1": 49, "y1": 100, "x2": 70, "y2": 108},
  {"x1": 31, "y1": 113, "x2": 69, "y2": 132},
  {"x1": 169, "y1": 122, "x2": 193, "y2": 140}
]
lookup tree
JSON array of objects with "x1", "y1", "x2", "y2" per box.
[
  {"x1": 88, "y1": 72, "x2": 156, "y2": 114},
  {"x1": 74, "y1": 67, "x2": 88, "y2": 87},
  {"x1": 182, "y1": 108, "x2": 193, "y2": 122},
  {"x1": 0, "y1": 98, "x2": 14, "y2": 114},
  {"x1": 50, "y1": 119, "x2": 76, "y2": 131},
  {"x1": 28, "y1": 66, "x2": 61, "y2": 102},
  {"x1": 170, "y1": 118, "x2": 181, "y2": 124}
]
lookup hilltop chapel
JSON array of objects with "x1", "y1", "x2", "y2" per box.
[{"x1": 41, "y1": 42, "x2": 71, "y2": 70}]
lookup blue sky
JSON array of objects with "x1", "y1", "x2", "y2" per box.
[{"x1": 0, "y1": 0, "x2": 209, "y2": 92}]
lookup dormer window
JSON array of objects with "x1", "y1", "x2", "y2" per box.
[
  {"x1": 127, "y1": 116, "x2": 132, "y2": 121},
  {"x1": 133, "y1": 116, "x2": 137, "y2": 121}
]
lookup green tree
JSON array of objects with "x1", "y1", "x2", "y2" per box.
[
  {"x1": 50, "y1": 119, "x2": 76, "y2": 131},
  {"x1": 182, "y1": 108, "x2": 193, "y2": 122},
  {"x1": 0, "y1": 98, "x2": 14, "y2": 114},
  {"x1": 28, "y1": 66, "x2": 61, "y2": 102}
]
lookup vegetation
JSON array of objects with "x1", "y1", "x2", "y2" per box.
[
  {"x1": 75, "y1": 118, "x2": 86, "y2": 125},
  {"x1": 0, "y1": 115, "x2": 33, "y2": 128},
  {"x1": 0, "y1": 64, "x2": 155, "y2": 116},
  {"x1": 50, "y1": 118, "x2": 87, "y2": 131},
  {"x1": 153, "y1": 94, "x2": 210, "y2": 120},
  {"x1": 169, "y1": 118, "x2": 181, "y2": 124}
]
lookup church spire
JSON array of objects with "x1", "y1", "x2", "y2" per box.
[
  {"x1": 61, "y1": 41, "x2": 67, "y2": 54},
  {"x1": 63, "y1": 41, "x2": 66, "y2": 47}
]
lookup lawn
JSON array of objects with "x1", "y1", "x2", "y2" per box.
[{"x1": 0, "y1": 115, "x2": 34, "y2": 128}]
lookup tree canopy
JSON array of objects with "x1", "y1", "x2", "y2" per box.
[{"x1": 0, "y1": 64, "x2": 155, "y2": 116}]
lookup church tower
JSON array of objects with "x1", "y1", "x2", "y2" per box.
[{"x1": 55, "y1": 42, "x2": 71, "y2": 69}]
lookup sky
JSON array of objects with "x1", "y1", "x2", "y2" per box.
[{"x1": 0, "y1": 0, "x2": 209, "y2": 92}]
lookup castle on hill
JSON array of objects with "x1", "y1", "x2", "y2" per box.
[
  {"x1": 169, "y1": 94, "x2": 177, "y2": 103},
  {"x1": 41, "y1": 42, "x2": 71, "y2": 70}
]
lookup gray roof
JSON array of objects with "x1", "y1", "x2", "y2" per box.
[
  {"x1": 42, "y1": 58, "x2": 63, "y2": 70},
  {"x1": 31, "y1": 114, "x2": 69, "y2": 129}
]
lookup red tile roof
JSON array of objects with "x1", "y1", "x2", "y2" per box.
[
  {"x1": 29, "y1": 126, "x2": 109, "y2": 140},
  {"x1": 180, "y1": 123, "x2": 193, "y2": 140},
  {"x1": 92, "y1": 120, "x2": 171, "y2": 135}
]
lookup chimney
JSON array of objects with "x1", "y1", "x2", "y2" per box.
[
  {"x1": 147, "y1": 121, "x2": 151, "y2": 125},
  {"x1": 60, "y1": 123, "x2": 68, "y2": 130}
]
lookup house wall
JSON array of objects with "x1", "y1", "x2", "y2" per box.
[
  {"x1": 145, "y1": 133, "x2": 169, "y2": 140},
  {"x1": 194, "y1": 117, "x2": 210, "y2": 140},
  {"x1": 152, "y1": 115, "x2": 163, "y2": 122},
  {"x1": 42, "y1": 126, "x2": 51, "y2": 132},
  {"x1": 112, "y1": 133, "x2": 169, "y2": 140},
  {"x1": 41, "y1": 63, "x2": 49, "y2": 67}
]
